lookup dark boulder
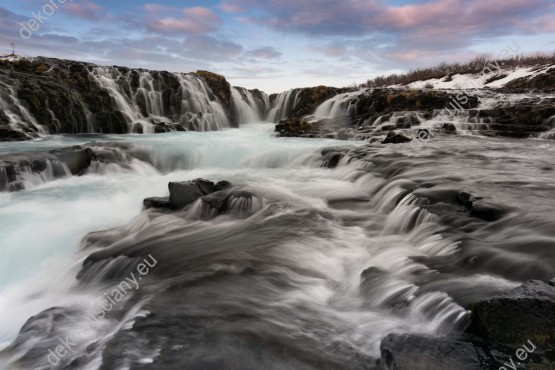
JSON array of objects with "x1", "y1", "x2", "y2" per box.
[
  {"x1": 168, "y1": 179, "x2": 216, "y2": 209},
  {"x1": 469, "y1": 200, "x2": 509, "y2": 222},
  {"x1": 382, "y1": 131, "x2": 412, "y2": 144},
  {"x1": 145, "y1": 179, "x2": 234, "y2": 211},
  {"x1": 379, "y1": 333, "x2": 491, "y2": 370},
  {"x1": 467, "y1": 280, "x2": 555, "y2": 347},
  {"x1": 456, "y1": 192, "x2": 508, "y2": 222}
]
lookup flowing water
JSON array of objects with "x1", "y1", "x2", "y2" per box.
[{"x1": 0, "y1": 123, "x2": 554, "y2": 369}]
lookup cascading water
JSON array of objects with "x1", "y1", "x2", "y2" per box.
[
  {"x1": 267, "y1": 89, "x2": 302, "y2": 122},
  {"x1": 175, "y1": 74, "x2": 230, "y2": 131},
  {"x1": 0, "y1": 80, "x2": 47, "y2": 137},
  {"x1": 231, "y1": 87, "x2": 269, "y2": 124},
  {"x1": 538, "y1": 115, "x2": 555, "y2": 140},
  {"x1": 1, "y1": 123, "x2": 553, "y2": 369},
  {"x1": 88, "y1": 67, "x2": 268, "y2": 133},
  {"x1": 90, "y1": 67, "x2": 156, "y2": 134},
  {"x1": 313, "y1": 91, "x2": 360, "y2": 118}
]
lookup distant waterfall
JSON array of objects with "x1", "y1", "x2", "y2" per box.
[
  {"x1": 267, "y1": 89, "x2": 302, "y2": 122},
  {"x1": 313, "y1": 92, "x2": 359, "y2": 118},
  {"x1": 0, "y1": 80, "x2": 47, "y2": 137},
  {"x1": 175, "y1": 74, "x2": 230, "y2": 131},
  {"x1": 90, "y1": 67, "x2": 234, "y2": 133},
  {"x1": 231, "y1": 87, "x2": 270, "y2": 124}
]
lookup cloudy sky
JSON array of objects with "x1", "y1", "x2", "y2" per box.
[{"x1": 1, "y1": 0, "x2": 554, "y2": 93}]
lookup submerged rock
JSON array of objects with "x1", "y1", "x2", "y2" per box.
[{"x1": 0, "y1": 146, "x2": 94, "y2": 192}]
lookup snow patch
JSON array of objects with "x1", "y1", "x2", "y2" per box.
[{"x1": 392, "y1": 64, "x2": 554, "y2": 90}]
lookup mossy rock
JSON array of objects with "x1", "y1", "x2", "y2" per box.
[{"x1": 275, "y1": 117, "x2": 313, "y2": 135}]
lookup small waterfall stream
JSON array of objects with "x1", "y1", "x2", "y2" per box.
[
  {"x1": 0, "y1": 81, "x2": 47, "y2": 137},
  {"x1": 267, "y1": 89, "x2": 303, "y2": 122}
]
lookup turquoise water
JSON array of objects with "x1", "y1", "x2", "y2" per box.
[{"x1": 0, "y1": 123, "x2": 360, "y2": 348}]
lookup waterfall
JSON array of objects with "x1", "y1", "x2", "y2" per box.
[
  {"x1": 90, "y1": 67, "x2": 158, "y2": 134},
  {"x1": 89, "y1": 67, "x2": 238, "y2": 133},
  {"x1": 175, "y1": 74, "x2": 230, "y2": 131},
  {"x1": 538, "y1": 115, "x2": 555, "y2": 140},
  {"x1": 267, "y1": 89, "x2": 302, "y2": 122},
  {"x1": 0, "y1": 81, "x2": 47, "y2": 137},
  {"x1": 313, "y1": 91, "x2": 359, "y2": 118},
  {"x1": 231, "y1": 87, "x2": 269, "y2": 124}
]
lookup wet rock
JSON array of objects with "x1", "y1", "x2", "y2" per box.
[
  {"x1": 51, "y1": 147, "x2": 95, "y2": 175},
  {"x1": 467, "y1": 280, "x2": 555, "y2": 347},
  {"x1": 0, "y1": 147, "x2": 95, "y2": 192},
  {"x1": 275, "y1": 117, "x2": 314, "y2": 136},
  {"x1": 382, "y1": 131, "x2": 412, "y2": 144},
  {"x1": 439, "y1": 122, "x2": 457, "y2": 134},
  {"x1": 0, "y1": 163, "x2": 17, "y2": 190},
  {"x1": 336, "y1": 129, "x2": 352, "y2": 140},
  {"x1": 380, "y1": 333, "x2": 491, "y2": 370},
  {"x1": 505, "y1": 67, "x2": 555, "y2": 90},
  {"x1": 381, "y1": 124, "x2": 396, "y2": 131},
  {"x1": 457, "y1": 191, "x2": 476, "y2": 209},
  {"x1": 456, "y1": 192, "x2": 507, "y2": 222},
  {"x1": 143, "y1": 197, "x2": 171, "y2": 210},
  {"x1": 415, "y1": 128, "x2": 432, "y2": 141},
  {"x1": 194, "y1": 70, "x2": 234, "y2": 125},
  {"x1": 201, "y1": 191, "x2": 230, "y2": 214},
  {"x1": 469, "y1": 200, "x2": 508, "y2": 222},
  {"x1": 0, "y1": 126, "x2": 28, "y2": 141},
  {"x1": 289, "y1": 86, "x2": 351, "y2": 117},
  {"x1": 214, "y1": 181, "x2": 232, "y2": 192},
  {"x1": 321, "y1": 151, "x2": 345, "y2": 169},
  {"x1": 168, "y1": 179, "x2": 215, "y2": 209}
]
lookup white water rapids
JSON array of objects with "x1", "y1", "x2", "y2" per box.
[{"x1": 0, "y1": 124, "x2": 554, "y2": 369}]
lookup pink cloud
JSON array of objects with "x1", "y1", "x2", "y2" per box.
[
  {"x1": 144, "y1": 4, "x2": 178, "y2": 13},
  {"x1": 536, "y1": 15, "x2": 555, "y2": 32},
  {"x1": 64, "y1": 1, "x2": 104, "y2": 20},
  {"x1": 378, "y1": 0, "x2": 460, "y2": 29},
  {"x1": 313, "y1": 46, "x2": 346, "y2": 58},
  {"x1": 147, "y1": 7, "x2": 222, "y2": 35},
  {"x1": 220, "y1": 2, "x2": 243, "y2": 13}
]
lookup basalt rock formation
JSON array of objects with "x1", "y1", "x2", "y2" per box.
[{"x1": 0, "y1": 57, "x2": 269, "y2": 140}]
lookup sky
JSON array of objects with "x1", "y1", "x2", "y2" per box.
[{"x1": 0, "y1": 0, "x2": 554, "y2": 93}]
